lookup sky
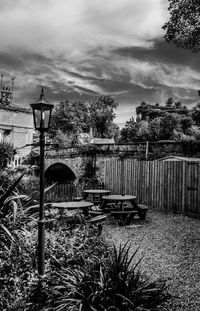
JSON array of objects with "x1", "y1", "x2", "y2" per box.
[{"x1": 1, "y1": 0, "x2": 200, "y2": 128}]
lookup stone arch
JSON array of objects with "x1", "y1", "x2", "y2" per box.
[
  {"x1": 45, "y1": 159, "x2": 78, "y2": 178},
  {"x1": 45, "y1": 162, "x2": 76, "y2": 183}
]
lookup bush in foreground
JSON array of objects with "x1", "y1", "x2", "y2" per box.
[
  {"x1": 54, "y1": 242, "x2": 170, "y2": 311},
  {"x1": 0, "y1": 210, "x2": 170, "y2": 311}
]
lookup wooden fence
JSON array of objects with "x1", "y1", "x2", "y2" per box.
[
  {"x1": 104, "y1": 159, "x2": 200, "y2": 219},
  {"x1": 45, "y1": 183, "x2": 76, "y2": 202}
]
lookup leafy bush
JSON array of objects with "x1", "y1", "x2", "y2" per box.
[
  {"x1": 0, "y1": 174, "x2": 170, "y2": 311},
  {"x1": 54, "y1": 242, "x2": 170, "y2": 311},
  {"x1": 0, "y1": 141, "x2": 14, "y2": 169},
  {"x1": 19, "y1": 175, "x2": 40, "y2": 197}
]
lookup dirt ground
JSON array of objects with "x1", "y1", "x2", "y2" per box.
[{"x1": 102, "y1": 209, "x2": 200, "y2": 310}]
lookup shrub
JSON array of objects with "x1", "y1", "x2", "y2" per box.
[
  {"x1": 0, "y1": 141, "x2": 14, "y2": 169},
  {"x1": 54, "y1": 242, "x2": 170, "y2": 311},
  {"x1": 0, "y1": 215, "x2": 109, "y2": 310}
]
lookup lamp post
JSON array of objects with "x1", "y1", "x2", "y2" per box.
[{"x1": 30, "y1": 87, "x2": 54, "y2": 275}]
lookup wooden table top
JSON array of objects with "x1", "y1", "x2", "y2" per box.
[
  {"x1": 51, "y1": 201, "x2": 94, "y2": 210},
  {"x1": 102, "y1": 195, "x2": 136, "y2": 201},
  {"x1": 83, "y1": 189, "x2": 110, "y2": 194}
]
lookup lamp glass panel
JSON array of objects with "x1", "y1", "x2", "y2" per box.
[
  {"x1": 34, "y1": 109, "x2": 42, "y2": 130},
  {"x1": 43, "y1": 109, "x2": 51, "y2": 129}
]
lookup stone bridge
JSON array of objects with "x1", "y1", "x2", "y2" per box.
[
  {"x1": 44, "y1": 146, "x2": 109, "y2": 184},
  {"x1": 44, "y1": 142, "x2": 184, "y2": 184}
]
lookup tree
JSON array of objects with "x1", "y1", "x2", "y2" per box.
[
  {"x1": 136, "y1": 121, "x2": 151, "y2": 141},
  {"x1": 136, "y1": 102, "x2": 149, "y2": 120},
  {"x1": 120, "y1": 119, "x2": 138, "y2": 142},
  {"x1": 149, "y1": 118, "x2": 162, "y2": 141},
  {"x1": 0, "y1": 142, "x2": 14, "y2": 169},
  {"x1": 174, "y1": 101, "x2": 182, "y2": 109},
  {"x1": 191, "y1": 103, "x2": 200, "y2": 125},
  {"x1": 120, "y1": 119, "x2": 152, "y2": 142},
  {"x1": 163, "y1": 0, "x2": 200, "y2": 53},
  {"x1": 159, "y1": 113, "x2": 181, "y2": 140},
  {"x1": 180, "y1": 116, "x2": 193, "y2": 133},
  {"x1": 49, "y1": 97, "x2": 119, "y2": 145},
  {"x1": 165, "y1": 97, "x2": 174, "y2": 108},
  {"x1": 89, "y1": 96, "x2": 118, "y2": 138},
  {"x1": 49, "y1": 100, "x2": 91, "y2": 139}
]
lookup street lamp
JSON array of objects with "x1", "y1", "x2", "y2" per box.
[{"x1": 30, "y1": 87, "x2": 54, "y2": 275}]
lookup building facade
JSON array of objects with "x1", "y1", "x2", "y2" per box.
[{"x1": 0, "y1": 76, "x2": 34, "y2": 165}]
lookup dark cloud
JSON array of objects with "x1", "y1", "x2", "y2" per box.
[
  {"x1": 0, "y1": 50, "x2": 52, "y2": 71},
  {"x1": 112, "y1": 39, "x2": 200, "y2": 70}
]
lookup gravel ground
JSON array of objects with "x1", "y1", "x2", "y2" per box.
[{"x1": 102, "y1": 209, "x2": 200, "y2": 311}]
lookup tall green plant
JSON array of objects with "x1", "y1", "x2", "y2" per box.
[
  {"x1": 54, "y1": 242, "x2": 170, "y2": 310},
  {"x1": 0, "y1": 170, "x2": 29, "y2": 250}
]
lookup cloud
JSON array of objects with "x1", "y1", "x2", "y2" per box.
[
  {"x1": 0, "y1": 0, "x2": 199, "y2": 126},
  {"x1": 0, "y1": 0, "x2": 167, "y2": 56}
]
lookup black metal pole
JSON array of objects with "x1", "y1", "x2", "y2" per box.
[{"x1": 38, "y1": 130, "x2": 45, "y2": 275}]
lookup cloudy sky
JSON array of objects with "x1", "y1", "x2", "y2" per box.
[{"x1": 1, "y1": 0, "x2": 200, "y2": 127}]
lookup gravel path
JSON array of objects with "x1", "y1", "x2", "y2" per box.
[{"x1": 102, "y1": 209, "x2": 200, "y2": 310}]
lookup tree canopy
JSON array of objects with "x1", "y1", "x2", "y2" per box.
[
  {"x1": 49, "y1": 96, "x2": 119, "y2": 146},
  {"x1": 49, "y1": 100, "x2": 91, "y2": 137},
  {"x1": 89, "y1": 96, "x2": 119, "y2": 138},
  {"x1": 121, "y1": 99, "x2": 197, "y2": 143},
  {"x1": 163, "y1": 0, "x2": 200, "y2": 53}
]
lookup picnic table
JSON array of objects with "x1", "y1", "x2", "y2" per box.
[
  {"x1": 100, "y1": 194, "x2": 148, "y2": 225},
  {"x1": 83, "y1": 189, "x2": 111, "y2": 205},
  {"x1": 51, "y1": 201, "x2": 94, "y2": 216}
]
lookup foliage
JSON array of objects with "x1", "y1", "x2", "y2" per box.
[
  {"x1": 54, "y1": 242, "x2": 170, "y2": 311},
  {"x1": 149, "y1": 117, "x2": 162, "y2": 141},
  {"x1": 136, "y1": 101, "x2": 149, "y2": 120},
  {"x1": 136, "y1": 99, "x2": 188, "y2": 123},
  {"x1": 19, "y1": 175, "x2": 40, "y2": 198},
  {"x1": 49, "y1": 100, "x2": 91, "y2": 139},
  {"x1": 0, "y1": 141, "x2": 14, "y2": 169},
  {"x1": 51, "y1": 129, "x2": 76, "y2": 147},
  {"x1": 0, "y1": 215, "x2": 109, "y2": 310},
  {"x1": 121, "y1": 102, "x2": 194, "y2": 143},
  {"x1": 0, "y1": 177, "x2": 170, "y2": 311},
  {"x1": 0, "y1": 170, "x2": 27, "y2": 218},
  {"x1": 163, "y1": 0, "x2": 200, "y2": 53},
  {"x1": 49, "y1": 97, "x2": 119, "y2": 145},
  {"x1": 89, "y1": 95, "x2": 119, "y2": 138},
  {"x1": 22, "y1": 150, "x2": 40, "y2": 167},
  {"x1": 0, "y1": 164, "x2": 170, "y2": 310},
  {"x1": 120, "y1": 119, "x2": 139, "y2": 143},
  {"x1": 190, "y1": 103, "x2": 200, "y2": 125},
  {"x1": 159, "y1": 113, "x2": 181, "y2": 140}
]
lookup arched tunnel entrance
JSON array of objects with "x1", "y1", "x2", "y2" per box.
[
  {"x1": 45, "y1": 163, "x2": 76, "y2": 183},
  {"x1": 45, "y1": 163, "x2": 77, "y2": 201}
]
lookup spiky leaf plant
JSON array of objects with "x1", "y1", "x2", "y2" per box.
[{"x1": 54, "y1": 242, "x2": 170, "y2": 311}]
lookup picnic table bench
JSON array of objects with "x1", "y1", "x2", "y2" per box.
[{"x1": 100, "y1": 195, "x2": 148, "y2": 225}]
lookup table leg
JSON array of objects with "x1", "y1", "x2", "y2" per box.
[
  {"x1": 129, "y1": 199, "x2": 138, "y2": 209},
  {"x1": 99, "y1": 199, "x2": 107, "y2": 211}
]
